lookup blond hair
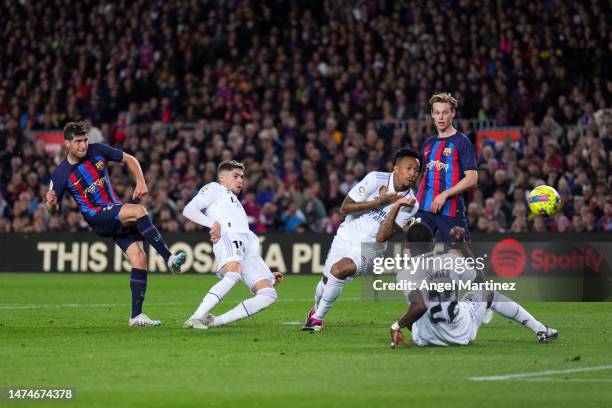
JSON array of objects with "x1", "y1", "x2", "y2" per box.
[{"x1": 429, "y1": 92, "x2": 458, "y2": 111}]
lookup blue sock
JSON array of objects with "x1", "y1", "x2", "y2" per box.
[
  {"x1": 130, "y1": 268, "x2": 148, "y2": 318},
  {"x1": 136, "y1": 215, "x2": 172, "y2": 262}
]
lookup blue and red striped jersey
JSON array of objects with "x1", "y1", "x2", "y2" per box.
[
  {"x1": 416, "y1": 131, "x2": 477, "y2": 218},
  {"x1": 50, "y1": 143, "x2": 123, "y2": 218}
]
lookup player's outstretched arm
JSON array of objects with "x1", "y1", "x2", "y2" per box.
[
  {"x1": 389, "y1": 291, "x2": 427, "y2": 350},
  {"x1": 376, "y1": 197, "x2": 416, "y2": 242},
  {"x1": 122, "y1": 153, "x2": 149, "y2": 200},
  {"x1": 182, "y1": 198, "x2": 214, "y2": 229}
]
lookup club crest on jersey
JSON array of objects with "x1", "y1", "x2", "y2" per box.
[
  {"x1": 201, "y1": 186, "x2": 208, "y2": 194},
  {"x1": 358, "y1": 185, "x2": 366, "y2": 196},
  {"x1": 95, "y1": 160, "x2": 104, "y2": 170},
  {"x1": 443, "y1": 147, "x2": 452, "y2": 157}
]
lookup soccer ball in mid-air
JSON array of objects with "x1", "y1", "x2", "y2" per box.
[{"x1": 527, "y1": 185, "x2": 561, "y2": 217}]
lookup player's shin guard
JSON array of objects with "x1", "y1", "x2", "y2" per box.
[
  {"x1": 191, "y1": 272, "x2": 241, "y2": 320},
  {"x1": 313, "y1": 275, "x2": 344, "y2": 320},
  {"x1": 130, "y1": 268, "x2": 147, "y2": 318},
  {"x1": 210, "y1": 287, "x2": 277, "y2": 327},
  {"x1": 314, "y1": 278, "x2": 325, "y2": 308},
  {"x1": 136, "y1": 215, "x2": 172, "y2": 261},
  {"x1": 491, "y1": 292, "x2": 546, "y2": 333}
]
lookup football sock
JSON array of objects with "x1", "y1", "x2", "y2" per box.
[
  {"x1": 491, "y1": 292, "x2": 546, "y2": 333},
  {"x1": 314, "y1": 278, "x2": 325, "y2": 308},
  {"x1": 136, "y1": 215, "x2": 172, "y2": 262},
  {"x1": 191, "y1": 272, "x2": 241, "y2": 319},
  {"x1": 313, "y1": 275, "x2": 343, "y2": 320},
  {"x1": 129, "y1": 268, "x2": 148, "y2": 318},
  {"x1": 210, "y1": 287, "x2": 277, "y2": 327}
]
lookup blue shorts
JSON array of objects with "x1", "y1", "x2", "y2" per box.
[
  {"x1": 86, "y1": 204, "x2": 142, "y2": 252},
  {"x1": 416, "y1": 210, "x2": 470, "y2": 244}
]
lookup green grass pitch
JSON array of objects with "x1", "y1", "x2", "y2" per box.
[{"x1": 1, "y1": 273, "x2": 612, "y2": 407}]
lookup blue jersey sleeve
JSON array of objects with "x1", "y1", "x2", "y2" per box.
[
  {"x1": 90, "y1": 143, "x2": 124, "y2": 162},
  {"x1": 50, "y1": 166, "x2": 68, "y2": 203},
  {"x1": 457, "y1": 136, "x2": 477, "y2": 172}
]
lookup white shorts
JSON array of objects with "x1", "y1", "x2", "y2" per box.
[
  {"x1": 213, "y1": 230, "x2": 274, "y2": 291},
  {"x1": 323, "y1": 236, "x2": 382, "y2": 282},
  {"x1": 461, "y1": 291, "x2": 490, "y2": 341}
]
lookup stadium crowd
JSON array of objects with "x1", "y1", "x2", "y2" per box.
[{"x1": 0, "y1": 0, "x2": 610, "y2": 234}]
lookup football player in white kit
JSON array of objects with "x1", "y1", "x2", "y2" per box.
[
  {"x1": 301, "y1": 148, "x2": 421, "y2": 331},
  {"x1": 388, "y1": 223, "x2": 558, "y2": 348},
  {"x1": 181, "y1": 160, "x2": 282, "y2": 329}
]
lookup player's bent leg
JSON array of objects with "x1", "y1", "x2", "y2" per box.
[
  {"x1": 125, "y1": 242, "x2": 161, "y2": 327},
  {"x1": 207, "y1": 279, "x2": 277, "y2": 328},
  {"x1": 306, "y1": 258, "x2": 356, "y2": 330},
  {"x1": 184, "y1": 262, "x2": 242, "y2": 329},
  {"x1": 118, "y1": 204, "x2": 186, "y2": 272},
  {"x1": 313, "y1": 277, "x2": 327, "y2": 309},
  {"x1": 490, "y1": 291, "x2": 558, "y2": 343}
]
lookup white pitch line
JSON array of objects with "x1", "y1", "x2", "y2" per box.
[
  {"x1": 470, "y1": 365, "x2": 612, "y2": 381},
  {"x1": 0, "y1": 298, "x2": 363, "y2": 310},
  {"x1": 517, "y1": 378, "x2": 612, "y2": 383}
]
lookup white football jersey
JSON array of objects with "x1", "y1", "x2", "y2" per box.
[
  {"x1": 336, "y1": 171, "x2": 419, "y2": 245},
  {"x1": 188, "y1": 182, "x2": 250, "y2": 233},
  {"x1": 397, "y1": 251, "x2": 477, "y2": 346}
]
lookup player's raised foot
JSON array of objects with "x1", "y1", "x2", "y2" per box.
[
  {"x1": 183, "y1": 316, "x2": 208, "y2": 330},
  {"x1": 537, "y1": 327, "x2": 558, "y2": 343},
  {"x1": 168, "y1": 251, "x2": 187, "y2": 274},
  {"x1": 129, "y1": 313, "x2": 161, "y2": 327},
  {"x1": 301, "y1": 308, "x2": 323, "y2": 332}
]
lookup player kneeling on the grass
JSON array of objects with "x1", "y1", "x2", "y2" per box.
[
  {"x1": 182, "y1": 160, "x2": 282, "y2": 329},
  {"x1": 302, "y1": 148, "x2": 420, "y2": 332},
  {"x1": 388, "y1": 223, "x2": 558, "y2": 348},
  {"x1": 46, "y1": 122, "x2": 187, "y2": 327}
]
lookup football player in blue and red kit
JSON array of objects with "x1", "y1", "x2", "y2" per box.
[
  {"x1": 416, "y1": 93, "x2": 478, "y2": 243},
  {"x1": 45, "y1": 121, "x2": 186, "y2": 327}
]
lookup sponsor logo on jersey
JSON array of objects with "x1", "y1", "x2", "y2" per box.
[
  {"x1": 84, "y1": 176, "x2": 108, "y2": 194},
  {"x1": 95, "y1": 160, "x2": 104, "y2": 170},
  {"x1": 74, "y1": 177, "x2": 82, "y2": 185},
  {"x1": 426, "y1": 160, "x2": 449, "y2": 172},
  {"x1": 443, "y1": 147, "x2": 452, "y2": 156}
]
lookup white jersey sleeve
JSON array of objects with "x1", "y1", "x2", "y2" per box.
[
  {"x1": 394, "y1": 189, "x2": 419, "y2": 228},
  {"x1": 182, "y1": 182, "x2": 223, "y2": 228},
  {"x1": 347, "y1": 172, "x2": 384, "y2": 203}
]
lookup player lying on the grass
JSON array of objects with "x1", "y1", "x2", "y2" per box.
[
  {"x1": 387, "y1": 223, "x2": 558, "y2": 348},
  {"x1": 45, "y1": 121, "x2": 187, "y2": 327},
  {"x1": 181, "y1": 160, "x2": 283, "y2": 329},
  {"x1": 301, "y1": 148, "x2": 420, "y2": 332}
]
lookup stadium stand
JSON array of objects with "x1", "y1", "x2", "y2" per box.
[{"x1": 0, "y1": 0, "x2": 610, "y2": 234}]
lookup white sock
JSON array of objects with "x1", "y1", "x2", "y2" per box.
[
  {"x1": 211, "y1": 287, "x2": 277, "y2": 327},
  {"x1": 314, "y1": 278, "x2": 325, "y2": 308},
  {"x1": 313, "y1": 275, "x2": 343, "y2": 320},
  {"x1": 191, "y1": 272, "x2": 240, "y2": 320},
  {"x1": 491, "y1": 292, "x2": 546, "y2": 333}
]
